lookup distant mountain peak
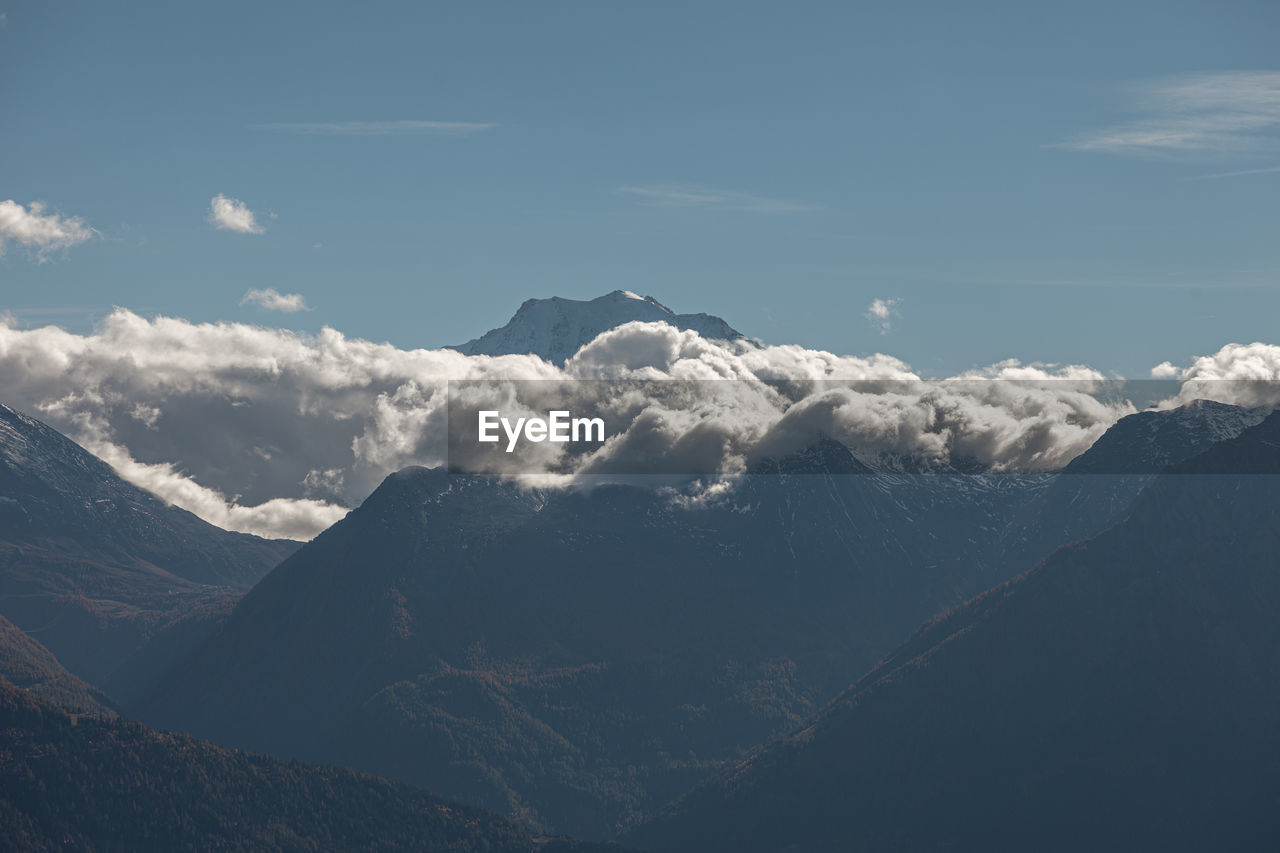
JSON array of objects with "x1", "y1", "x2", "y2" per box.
[{"x1": 451, "y1": 291, "x2": 743, "y2": 364}]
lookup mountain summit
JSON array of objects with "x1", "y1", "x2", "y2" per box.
[{"x1": 451, "y1": 290, "x2": 743, "y2": 364}]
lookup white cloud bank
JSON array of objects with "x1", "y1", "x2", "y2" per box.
[
  {"x1": 0, "y1": 200, "x2": 96, "y2": 258},
  {"x1": 208, "y1": 194, "x2": 265, "y2": 234},
  {"x1": 240, "y1": 288, "x2": 311, "y2": 313},
  {"x1": 1, "y1": 308, "x2": 1276, "y2": 541}
]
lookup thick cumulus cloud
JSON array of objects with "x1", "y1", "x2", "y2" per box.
[
  {"x1": 0, "y1": 311, "x2": 1172, "y2": 540},
  {"x1": 551, "y1": 324, "x2": 1128, "y2": 476},
  {"x1": 1156, "y1": 342, "x2": 1280, "y2": 409}
]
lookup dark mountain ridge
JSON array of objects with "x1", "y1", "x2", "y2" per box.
[
  {"x1": 137, "y1": 399, "x2": 1268, "y2": 839},
  {"x1": 0, "y1": 403, "x2": 296, "y2": 587},
  {"x1": 137, "y1": 453, "x2": 1105, "y2": 836},
  {"x1": 995, "y1": 398, "x2": 1268, "y2": 573},
  {"x1": 1062, "y1": 397, "x2": 1267, "y2": 474}
]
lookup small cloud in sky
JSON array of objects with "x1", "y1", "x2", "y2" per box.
[
  {"x1": 865, "y1": 297, "x2": 900, "y2": 334},
  {"x1": 0, "y1": 199, "x2": 97, "y2": 260},
  {"x1": 257, "y1": 120, "x2": 496, "y2": 137},
  {"x1": 616, "y1": 184, "x2": 817, "y2": 214},
  {"x1": 301, "y1": 467, "x2": 345, "y2": 500},
  {"x1": 130, "y1": 402, "x2": 162, "y2": 429},
  {"x1": 1150, "y1": 361, "x2": 1181, "y2": 379},
  {"x1": 1056, "y1": 71, "x2": 1280, "y2": 157},
  {"x1": 209, "y1": 194, "x2": 265, "y2": 234},
  {"x1": 240, "y1": 288, "x2": 310, "y2": 313}
]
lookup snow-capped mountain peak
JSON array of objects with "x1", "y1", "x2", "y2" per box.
[{"x1": 450, "y1": 290, "x2": 743, "y2": 364}]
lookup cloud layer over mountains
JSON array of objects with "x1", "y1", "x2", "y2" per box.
[{"x1": 1, "y1": 308, "x2": 1277, "y2": 539}]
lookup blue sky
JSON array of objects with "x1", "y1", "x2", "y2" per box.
[{"x1": 2, "y1": 0, "x2": 1279, "y2": 377}]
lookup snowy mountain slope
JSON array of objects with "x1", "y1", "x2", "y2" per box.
[{"x1": 1062, "y1": 398, "x2": 1267, "y2": 475}]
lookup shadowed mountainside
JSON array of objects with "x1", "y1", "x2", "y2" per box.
[
  {"x1": 626, "y1": 411, "x2": 1280, "y2": 853},
  {"x1": 137, "y1": 401, "x2": 1266, "y2": 839},
  {"x1": 0, "y1": 404, "x2": 298, "y2": 694},
  {"x1": 0, "y1": 612, "x2": 116, "y2": 717},
  {"x1": 137, "y1": 450, "x2": 1133, "y2": 836}
]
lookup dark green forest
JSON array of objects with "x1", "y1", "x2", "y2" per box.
[{"x1": 0, "y1": 683, "x2": 634, "y2": 853}]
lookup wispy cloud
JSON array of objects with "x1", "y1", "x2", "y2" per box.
[
  {"x1": 0, "y1": 199, "x2": 97, "y2": 259},
  {"x1": 208, "y1": 194, "x2": 265, "y2": 234},
  {"x1": 240, "y1": 288, "x2": 310, "y2": 313},
  {"x1": 865, "y1": 297, "x2": 900, "y2": 335},
  {"x1": 257, "y1": 120, "x2": 497, "y2": 137},
  {"x1": 1185, "y1": 164, "x2": 1280, "y2": 180},
  {"x1": 617, "y1": 184, "x2": 818, "y2": 214},
  {"x1": 1056, "y1": 71, "x2": 1280, "y2": 157}
]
